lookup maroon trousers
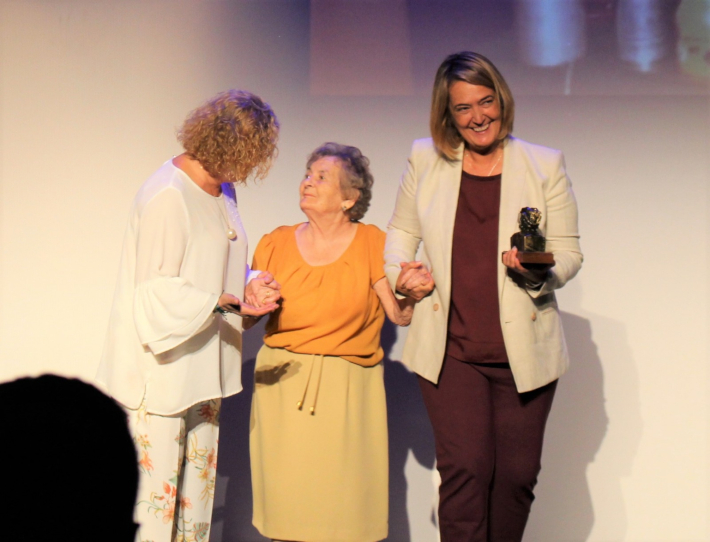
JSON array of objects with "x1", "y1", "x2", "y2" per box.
[{"x1": 418, "y1": 356, "x2": 557, "y2": 542}]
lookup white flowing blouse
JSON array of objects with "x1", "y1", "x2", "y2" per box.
[{"x1": 97, "y1": 160, "x2": 251, "y2": 415}]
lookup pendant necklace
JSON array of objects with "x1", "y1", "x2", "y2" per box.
[
  {"x1": 466, "y1": 148, "x2": 502, "y2": 176},
  {"x1": 486, "y1": 150, "x2": 502, "y2": 176}
]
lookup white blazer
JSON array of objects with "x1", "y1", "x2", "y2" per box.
[{"x1": 385, "y1": 136, "x2": 582, "y2": 392}]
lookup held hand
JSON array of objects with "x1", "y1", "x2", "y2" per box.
[
  {"x1": 501, "y1": 247, "x2": 550, "y2": 284},
  {"x1": 395, "y1": 261, "x2": 435, "y2": 301},
  {"x1": 217, "y1": 292, "x2": 279, "y2": 317},
  {"x1": 238, "y1": 300, "x2": 280, "y2": 318},
  {"x1": 245, "y1": 271, "x2": 282, "y2": 308}
]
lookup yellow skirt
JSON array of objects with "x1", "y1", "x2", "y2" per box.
[{"x1": 250, "y1": 345, "x2": 388, "y2": 542}]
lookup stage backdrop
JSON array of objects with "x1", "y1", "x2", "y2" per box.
[{"x1": 1, "y1": 1, "x2": 708, "y2": 541}]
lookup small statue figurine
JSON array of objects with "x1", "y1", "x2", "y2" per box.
[
  {"x1": 508, "y1": 207, "x2": 554, "y2": 267},
  {"x1": 511, "y1": 207, "x2": 545, "y2": 253}
]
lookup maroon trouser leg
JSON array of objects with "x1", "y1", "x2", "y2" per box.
[{"x1": 418, "y1": 356, "x2": 557, "y2": 542}]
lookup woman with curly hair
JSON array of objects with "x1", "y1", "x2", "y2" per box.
[
  {"x1": 97, "y1": 90, "x2": 281, "y2": 542},
  {"x1": 247, "y1": 143, "x2": 433, "y2": 542}
]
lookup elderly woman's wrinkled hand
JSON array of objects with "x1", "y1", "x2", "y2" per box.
[
  {"x1": 396, "y1": 261, "x2": 435, "y2": 301},
  {"x1": 245, "y1": 271, "x2": 282, "y2": 308}
]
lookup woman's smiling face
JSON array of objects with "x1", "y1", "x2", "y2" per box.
[{"x1": 448, "y1": 81, "x2": 501, "y2": 153}]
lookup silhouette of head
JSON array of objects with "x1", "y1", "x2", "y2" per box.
[{"x1": 0, "y1": 374, "x2": 138, "y2": 541}]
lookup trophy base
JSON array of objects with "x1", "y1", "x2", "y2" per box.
[
  {"x1": 503, "y1": 251, "x2": 555, "y2": 271},
  {"x1": 518, "y1": 252, "x2": 554, "y2": 265},
  {"x1": 519, "y1": 251, "x2": 554, "y2": 271}
]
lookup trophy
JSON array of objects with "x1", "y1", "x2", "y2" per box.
[{"x1": 509, "y1": 207, "x2": 555, "y2": 270}]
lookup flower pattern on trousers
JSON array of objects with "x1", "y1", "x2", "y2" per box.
[
  {"x1": 198, "y1": 401, "x2": 219, "y2": 425},
  {"x1": 138, "y1": 480, "x2": 210, "y2": 541},
  {"x1": 134, "y1": 433, "x2": 154, "y2": 475},
  {"x1": 186, "y1": 433, "x2": 217, "y2": 505},
  {"x1": 129, "y1": 398, "x2": 218, "y2": 542}
]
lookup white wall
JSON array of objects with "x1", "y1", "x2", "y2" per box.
[{"x1": 1, "y1": 2, "x2": 708, "y2": 541}]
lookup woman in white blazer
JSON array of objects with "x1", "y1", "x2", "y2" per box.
[
  {"x1": 97, "y1": 90, "x2": 281, "y2": 542},
  {"x1": 385, "y1": 52, "x2": 582, "y2": 542}
]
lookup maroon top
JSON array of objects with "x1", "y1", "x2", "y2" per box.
[{"x1": 446, "y1": 171, "x2": 508, "y2": 364}]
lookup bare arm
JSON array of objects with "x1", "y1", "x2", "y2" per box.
[{"x1": 373, "y1": 277, "x2": 417, "y2": 326}]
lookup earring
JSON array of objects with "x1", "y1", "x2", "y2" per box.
[{"x1": 342, "y1": 205, "x2": 348, "y2": 212}]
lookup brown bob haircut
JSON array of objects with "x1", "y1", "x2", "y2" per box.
[
  {"x1": 430, "y1": 51, "x2": 515, "y2": 160},
  {"x1": 177, "y1": 90, "x2": 279, "y2": 185},
  {"x1": 306, "y1": 142, "x2": 374, "y2": 222}
]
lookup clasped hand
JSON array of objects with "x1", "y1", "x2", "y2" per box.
[
  {"x1": 245, "y1": 271, "x2": 282, "y2": 308},
  {"x1": 218, "y1": 271, "x2": 282, "y2": 317},
  {"x1": 395, "y1": 261, "x2": 435, "y2": 301}
]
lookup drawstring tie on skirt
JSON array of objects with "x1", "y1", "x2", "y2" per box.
[{"x1": 297, "y1": 354, "x2": 325, "y2": 415}]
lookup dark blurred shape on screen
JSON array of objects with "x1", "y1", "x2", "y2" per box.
[
  {"x1": 584, "y1": 0, "x2": 618, "y2": 21},
  {"x1": 310, "y1": 0, "x2": 413, "y2": 95},
  {"x1": 676, "y1": 0, "x2": 710, "y2": 78},
  {"x1": 616, "y1": 0, "x2": 676, "y2": 72},
  {"x1": 309, "y1": 0, "x2": 708, "y2": 95}
]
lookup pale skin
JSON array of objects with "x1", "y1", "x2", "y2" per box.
[
  {"x1": 295, "y1": 155, "x2": 416, "y2": 326},
  {"x1": 395, "y1": 261, "x2": 434, "y2": 301},
  {"x1": 172, "y1": 153, "x2": 282, "y2": 317},
  {"x1": 447, "y1": 81, "x2": 551, "y2": 283}
]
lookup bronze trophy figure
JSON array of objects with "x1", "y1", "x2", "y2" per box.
[{"x1": 509, "y1": 207, "x2": 555, "y2": 269}]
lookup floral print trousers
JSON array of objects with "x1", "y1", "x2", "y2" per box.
[{"x1": 125, "y1": 398, "x2": 221, "y2": 542}]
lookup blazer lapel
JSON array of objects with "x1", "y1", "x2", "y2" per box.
[{"x1": 498, "y1": 137, "x2": 526, "y2": 301}]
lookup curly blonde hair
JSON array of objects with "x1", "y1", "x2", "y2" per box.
[
  {"x1": 306, "y1": 143, "x2": 374, "y2": 222},
  {"x1": 177, "y1": 90, "x2": 279, "y2": 185}
]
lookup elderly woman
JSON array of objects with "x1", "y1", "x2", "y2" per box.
[
  {"x1": 385, "y1": 52, "x2": 583, "y2": 541},
  {"x1": 247, "y1": 143, "x2": 430, "y2": 542},
  {"x1": 97, "y1": 90, "x2": 280, "y2": 542}
]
